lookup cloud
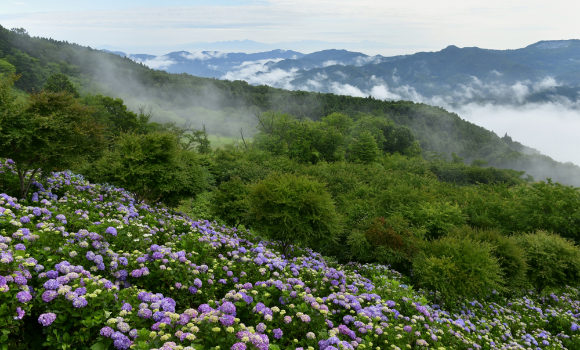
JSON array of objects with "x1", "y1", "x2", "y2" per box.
[
  {"x1": 220, "y1": 59, "x2": 299, "y2": 88},
  {"x1": 453, "y1": 102, "x2": 580, "y2": 165},
  {"x1": 352, "y1": 55, "x2": 383, "y2": 66},
  {"x1": 131, "y1": 55, "x2": 176, "y2": 70},
  {"x1": 322, "y1": 60, "x2": 342, "y2": 67},
  {"x1": 181, "y1": 51, "x2": 228, "y2": 61}
]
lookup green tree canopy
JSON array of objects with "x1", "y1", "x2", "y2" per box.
[
  {"x1": 43, "y1": 73, "x2": 79, "y2": 97},
  {"x1": 0, "y1": 74, "x2": 104, "y2": 198},
  {"x1": 210, "y1": 176, "x2": 250, "y2": 227},
  {"x1": 348, "y1": 130, "x2": 379, "y2": 163},
  {"x1": 88, "y1": 131, "x2": 212, "y2": 207}
]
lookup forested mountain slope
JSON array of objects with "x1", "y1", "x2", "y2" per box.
[{"x1": 1, "y1": 25, "x2": 579, "y2": 185}]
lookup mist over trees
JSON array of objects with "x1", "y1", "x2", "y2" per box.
[{"x1": 2, "y1": 24, "x2": 579, "y2": 186}]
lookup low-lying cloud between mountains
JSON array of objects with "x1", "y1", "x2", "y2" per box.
[{"x1": 124, "y1": 45, "x2": 580, "y2": 168}]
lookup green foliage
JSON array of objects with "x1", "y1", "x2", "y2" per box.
[
  {"x1": 87, "y1": 132, "x2": 212, "y2": 207},
  {"x1": 413, "y1": 235, "x2": 504, "y2": 303},
  {"x1": 44, "y1": 73, "x2": 79, "y2": 97},
  {"x1": 348, "y1": 130, "x2": 379, "y2": 163},
  {"x1": 248, "y1": 173, "x2": 341, "y2": 256},
  {"x1": 0, "y1": 58, "x2": 16, "y2": 76},
  {"x1": 83, "y1": 94, "x2": 140, "y2": 137},
  {"x1": 515, "y1": 231, "x2": 580, "y2": 294},
  {"x1": 509, "y1": 180, "x2": 580, "y2": 240},
  {"x1": 354, "y1": 214, "x2": 425, "y2": 270},
  {"x1": 210, "y1": 176, "x2": 250, "y2": 227},
  {"x1": 449, "y1": 226, "x2": 528, "y2": 289},
  {"x1": 0, "y1": 75, "x2": 105, "y2": 198},
  {"x1": 405, "y1": 201, "x2": 467, "y2": 239}
]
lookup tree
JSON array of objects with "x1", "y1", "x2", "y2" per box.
[
  {"x1": 0, "y1": 74, "x2": 105, "y2": 198},
  {"x1": 88, "y1": 132, "x2": 212, "y2": 207},
  {"x1": 349, "y1": 131, "x2": 379, "y2": 163},
  {"x1": 43, "y1": 73, "x2": 79, "y2": 97},
  {"x1": 83, "y1": 95, "x2": 139, "y2": 136},
  {"x1": 248, "y1": 173, "x2": 341, "y2": 257}
]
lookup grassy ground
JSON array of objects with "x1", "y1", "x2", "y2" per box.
[{"x1": 207, "y1": 134, "x2": 247, "y2": 148}]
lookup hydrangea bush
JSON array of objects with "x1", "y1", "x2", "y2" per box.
[{"x1": 2, "y1": 158, "x2": 580, "y2": 350}]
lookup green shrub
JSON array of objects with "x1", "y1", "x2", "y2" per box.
[
  {"x1": 210, "y1": 176, "x2": 250, "y2": 227},
  {"x1": 413, "y1": 235, "x2": 504, "y2": 303},
  {"x1": 405, "y1": 201, "x2": 466, "y2": 239},
  {"x1": 355, "y1": 214, "x2": 425, "y2": 270},
  {"x1": 248, "y1": 173, "x2": 341, "y2": 256},
  {"x1": 515, "y1": 231, "x2": 580, "y2": 294},
  {"x1": 449, "y1": 226, "x2": 527, "y2": 290}
]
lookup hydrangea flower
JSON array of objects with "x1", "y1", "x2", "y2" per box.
[{"x1": 38, "y1": 313, "x2": 57, "y2": 326}]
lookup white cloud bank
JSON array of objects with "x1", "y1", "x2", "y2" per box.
[{"x1": 218, "y1": 61, "x2": 580, "y2": 165}]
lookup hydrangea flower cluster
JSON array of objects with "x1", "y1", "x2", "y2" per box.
[{"x1": 1, "y1": 162, "x2": 580, "y2": 350}]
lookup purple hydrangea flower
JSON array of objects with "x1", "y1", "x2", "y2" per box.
[
  {"x1": 17, "y1": 291, "x2": 32, "y2": 303},
  {"x1": 16, "y1": 307, "x2": 25, "y2": 319},
  {"x1": 138, "y1": 308, "x2": 152, "y2": 319},
  {"x1": 14, "y1": 275, "x2": 27, "y2": 285},
  {"x1": 72, "y1": 297, "x2": 88, "y2": 308},
  {"x1": 105, "y1": 227, "x2": 117, "y2": 236},
  {"x1": 130, "y1": 269, "x2": 142, "y2": 278},
  {"x1": 220, "y1": 314, "x2": 235, "y2": 326},
  {"x1": 38, "y1": 313, "x2": 57, "y2": 326},
  {"x1": 231, "y1": 343, "x2": 247, "y2": 350},
  {"x1": 220, "y1": 301, "x2": 236, "y2": 315},
  {"x1": 121, "y1": 303, "x2": 133, "y2": 311},
  {"x1": 14, "y1": 243, "x2": 26, "y2": 251},
  {"x1": 42, "y1": 290, "x2": 58, "y2": 302},
  {"x1": 20, "y1": 216, "x2": 30, "y2": 224},
  {"x1": 100, "y1": 326, "x2": 114, "y2": 337},
  {"x1": 273, "y1": 328, "x2": 283, "y2": 339}
]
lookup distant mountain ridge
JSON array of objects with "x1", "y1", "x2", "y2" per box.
[{"x1": 102, "y1": 39, "x2": 580, "y2": 105}]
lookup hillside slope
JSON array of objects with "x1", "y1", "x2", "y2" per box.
[{"x1": 1, "y1": 25, "x2": 580, "y2": 185}]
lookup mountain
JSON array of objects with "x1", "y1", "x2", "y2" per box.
[
  {"x1": 2, "y1": 24, "x2": 580, "y2": 186},
  {"x1": 104, "y1": 49, "x2": 305, "y2": 78},
  {"x1": 95, "y1": 39, "x2": 394, "y2": 56},
  {"x1": 115, "y1": 40, "x2": 580, "y2": 105},
  {"x1": 286, "y1": 41, "x2": 580, "y2": 104}
]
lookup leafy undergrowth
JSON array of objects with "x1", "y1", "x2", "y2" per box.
[{"x1": 2, "y1": 160, "x2": 580, "y2": 350}]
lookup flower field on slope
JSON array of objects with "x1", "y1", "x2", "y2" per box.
[{"x1": 1, "y1": 159, "x2": 580, "y2": 350}]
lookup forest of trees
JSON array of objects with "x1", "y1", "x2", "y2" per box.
[{"x1": 2, "y1": 24, "x2": 580, "y2": 186}]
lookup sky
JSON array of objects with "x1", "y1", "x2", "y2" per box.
[{"x1": 1, "y1": 0, "x2": 579, "y2": 55}]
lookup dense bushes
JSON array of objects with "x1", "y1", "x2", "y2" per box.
[
  {"x1": 413, "y1": 235, "x2": 505, "y2": 302},
  {"x1": 515, "y1": 231, "x2": 580, "y2": 294},
  {"x1": 248, "y1": 173, "x2": 341, "y2": 256}
]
